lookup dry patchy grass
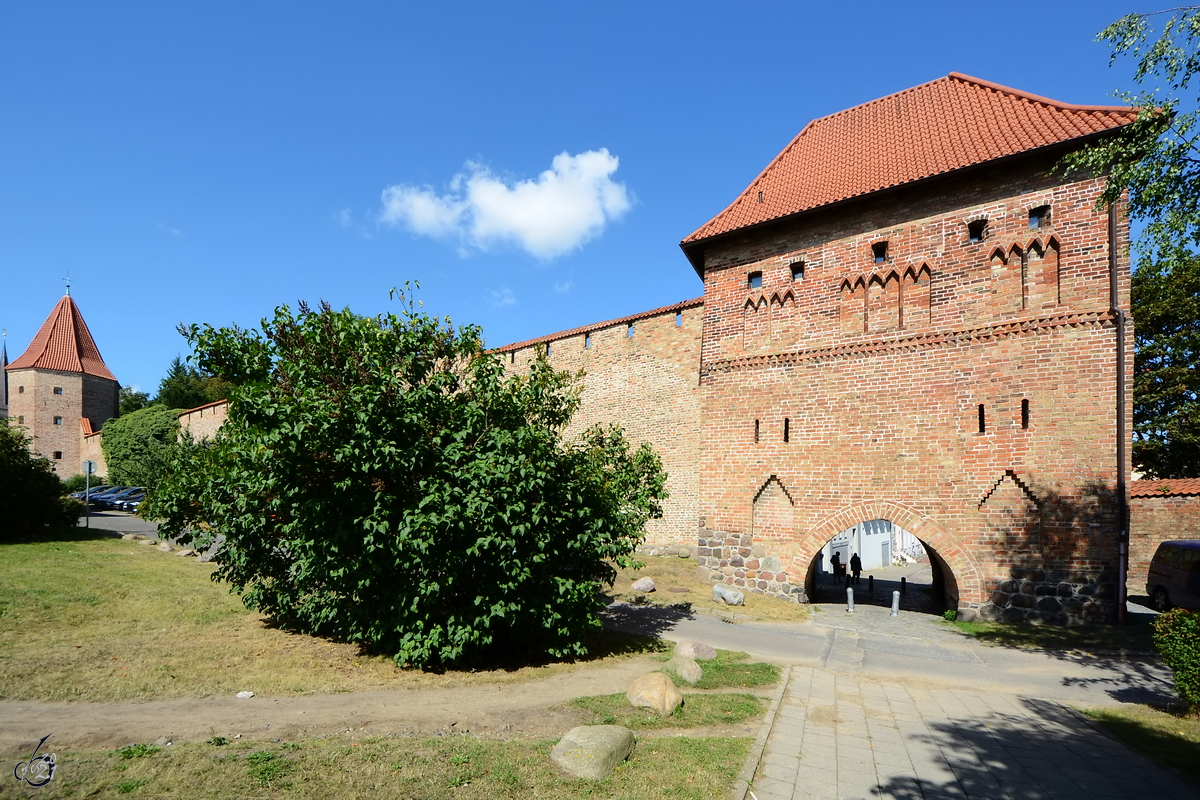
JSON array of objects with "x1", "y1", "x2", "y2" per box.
[
  {"x1": 612, "y1": 554, "x2": 811, "y2": 622},
  {"x1": 0, "y1": 532, "x2": 662, "y2": 703},
  {"x1": 25, "y1": 734, "x2": 750, "y2": 799}
]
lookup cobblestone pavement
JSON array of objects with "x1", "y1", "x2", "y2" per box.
[{"x1": 747, "y1": 666, "x2": 1198, "y2": 800}]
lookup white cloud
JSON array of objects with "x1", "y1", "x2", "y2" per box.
[
  {"x1": 489, "y1": 288, "x2": 516, "y2": 307},
  {"x1": 379, "y1": 149, "x2": 631, "y2": 260},
  {"x1": 554, "y1": 281, "x2": 573, "y2": 293},
  {"x1": 157, "y1": 223, "x2": 184, "y2": 237}
]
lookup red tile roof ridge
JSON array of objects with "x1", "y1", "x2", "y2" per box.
[
  {"x1": 495, "y1": 297, "x2": 704, "y2": 353},
  {"x1": 6, "y1": 296, "x2": 118, "y2": 382},
  {"x1": 947, "y1": 72, "x2": 1134, "y2": 113},
  {"x1": 681, "y1": 73, "x2": 1137, "y2": 252},
  {"x1": 1130, "y1": 478, "x2": 1200, "y2": 497}
]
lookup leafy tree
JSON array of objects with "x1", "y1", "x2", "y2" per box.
[
  {"x1": 100, "y1": 404, "x2": 180, "y2": 491},
  {"x1": 0, "y1": 419, "x2": 81, "y2": 539},
  {"x1": 119, "y1": 385, "x2": 152, "y2": 416},
  {"x1": 155, "y1": 355, "x2": 231, "y2": 410},
  {"x1": 1064, "y1": 8, "x2": 1200, "y2": 478},
  {"x1": 148, "y1": 294, "x2": 666, "y2": 668}
]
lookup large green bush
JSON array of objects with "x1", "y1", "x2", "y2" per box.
[
  {"x1": 100, "y1": 404, "x2": 180, "y2": 491},
  {"x1": 148, "y1": 295, "x2": 666, "y2": 668},
  {"x1": 1152, "y1": 608, "x2": 1200, "y2": 712},
  {"x1": 0, "y1": 420, "x2": 81, "y2": 539}
]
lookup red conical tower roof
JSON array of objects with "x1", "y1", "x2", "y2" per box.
[{"x1": 6, "y1": 296, "x2": 117, "y2": 381}]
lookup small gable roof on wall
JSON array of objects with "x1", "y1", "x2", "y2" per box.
[
  {"x1": 1131, "y1": 478, "x2": 1200, "y2": 498},
  {"x1": 681, "y1": 73, "x2": 1137, "y2": 255},
  {"x1": 6, "y1": 296, "x2": 118, "y2": 382}
]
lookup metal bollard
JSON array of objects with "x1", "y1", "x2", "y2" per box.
[
  {"x1": 868, "y1": 575, "x2": 874, "y2": 593},
  {"x1": 846, "y1": 587, "x2": 855, "y2": 613},
  {"x1": 901, "y1": 576, "x2": 907, "y2": 595},
  {"x1": 891, "y1": 590, "x2": 900, "y2": 616}
]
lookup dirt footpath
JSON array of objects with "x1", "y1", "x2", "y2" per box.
[{"x1": 0, "y1": 657, "x2": 671, "y2": 753}]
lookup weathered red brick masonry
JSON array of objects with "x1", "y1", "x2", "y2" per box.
[{"x1": 501, "y1": 73, "x2": 1198, "y2": 622}]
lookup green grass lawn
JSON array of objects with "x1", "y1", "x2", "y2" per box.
[
  {"x1": 660, "y1": 649, "x2": 779, "y2": 690},
  {"x1": 1084, "y1": 705, "x2": 1200, "y2": 783},
  {"x1": 568, "y1": 692, "x2": 765, "y2": 730},
  {"x1": 0, "y1": 530, "x2": 663, "y2": 702},
  {"x1": 21, "y1": 735, "x2": 751, "y2": 799}
]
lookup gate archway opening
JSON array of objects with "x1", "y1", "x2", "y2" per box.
[{"x1": 801, "y1": 519, "x2": 961, "y2": 615}]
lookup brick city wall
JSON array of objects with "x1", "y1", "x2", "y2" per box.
[
  {"x1": 499, "y1": 299, "x2": 704, "y2": 548},
  {"x1": 177, "y1": 400, "x2": 229, "y2": 441},
  {"x1": 1129, "y1": 487, "x2": 1200, "y2": 591},
  {"x1": 692, "y1": 151, "x2": 1132, "y2": 622}
]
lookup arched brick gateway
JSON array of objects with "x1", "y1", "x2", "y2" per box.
[{"x1": 792, "y1": 500, "x2": 986, "y2": 608}]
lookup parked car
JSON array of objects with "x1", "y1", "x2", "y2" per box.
[
  {"x1": 1146, "y1": 540, "x2": 1200, "y2": 612},
  {"x1": 113, "y1": 491, "x2": 146, "y2": 512},
  {"x1": 70, "y1": 484, "x2": 111, "y2": 500},
  {"x1": 97, "y1": 487, "x2": 143, "y2": 510},
  {"x1": 86, "y1": 486, "x2": 128, "y2": 507}
]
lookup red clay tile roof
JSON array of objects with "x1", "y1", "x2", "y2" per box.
[
  {"x1": 682, "y1": 73, "x2": 1137, "y2": 248},
  {"x1": 6, "y1": 296, "x2": 117, "y2": 382},
  {"x1": 1131, "y1": 478, "x2": 1200, "y2": 498},
  {"x1": 496, "y1": 297, "x2": 703, "y2": 352}
]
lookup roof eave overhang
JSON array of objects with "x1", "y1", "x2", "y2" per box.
[{"x1": 678, "y1": 125, "x2": 1132, "y2": 279}]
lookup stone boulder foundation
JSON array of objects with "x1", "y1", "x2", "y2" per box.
[
  {"x1": 550, "y1": 725, "x2": 636, "y2": 781},
  {"x1": 626, "y1": 672, "x2": 683, "y2": 715},
  {"x1": 713, "y1": 583, "x2": 745, "y2": 606},
  {"x1": 630, "y1": 577, "x2": 656, "y2": 593},
  {"x1": 674, "y1": 640, "x2": 717, "y2": 660},
  {"x1": 663, "y1": 655, "x2": 702, "y2": 685}
]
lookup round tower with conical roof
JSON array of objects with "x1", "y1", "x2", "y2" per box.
[{"x1": 5, "y1": 294, "x2": 119, "y2": 474}]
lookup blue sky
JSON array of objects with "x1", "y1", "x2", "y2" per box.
[{"x1": 1, "y1": 1, "x2": 1148, "y2": 394}]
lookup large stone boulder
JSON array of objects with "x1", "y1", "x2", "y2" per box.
[
  {"x1": 626, "y1": 672, "x2": 683, "y2": 715},
  {"x1": 663, "y1": 655, "x2": 702, "y2": 685},
  {"x1": 550, "y1": 725, "x2": 635, "y2": 780},
  {"x1": 674, "y1": 640, "x2": 717, "y2": 660},
  {"x1": 630, "y1": 577, "x2": 656, "y2": 593},
  {"x1": 712, "y1": 583, "x2": 745, "y2": 606}
]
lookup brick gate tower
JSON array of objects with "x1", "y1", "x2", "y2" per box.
[{"x1": 5, "y1": 293, "x2": 119, "y2": 475}]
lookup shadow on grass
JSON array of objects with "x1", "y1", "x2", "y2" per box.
[
  {"x1": 945, "y1": 609, "x2": 1178, "y2": 706},
  {"x1": 871, "y1": 696, "x2": 1198, "y2": 798},
  {"x1": 2, "y1": 525, "x2": 116, "y2": 546}
]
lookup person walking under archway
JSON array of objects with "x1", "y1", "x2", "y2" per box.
[
  {"x1": 830, "y1": 551, "x2": 843, "y2": 585},
  {"x1": 850, "y1": 552, "x2": 863, "y2": 586}
]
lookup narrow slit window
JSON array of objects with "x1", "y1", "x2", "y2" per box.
[
  {"x1": 783, "y1": 417, "x2": 790, "y2": 443},
  {"x1": 675, "y1": 311, "x2": 682, "y2": 327},
  {"x1": 509, "y1": 352, "x2": 515, "y2": 364},
  {"x1": 584, "y1": 332, "x2": 591, "y2": 348},
  {"x1": 978, "y1": 404, "x2": 986, "y2": 434},
  {"x1": 747, "y1": 271, "x2": 763, "y2": 289},
  {"x1": 545, "y1": 342, "x2": 551, "y2": 356},
  {"x1": 967, "y1": 219, "x2": 987, "y2": 243},
  {"x1": 1028, "y1": 205, "x2": 1050, "y2": 229},
  {"x1": 1021, "y1": 399, "x2": 1030, "y2": 430},
  {"x1": 53, "y1": 386, "x2": 63, "y2": 395},
  {"x1": 53, "y1": 416, "x2": 63, "y2": 426},
  {"x1": 791, "y1": 261, "x2": 805, "y2": 281},
  {"x1": 872, "y1": 241, "x2": 888, "y2": 264},
  {"x1": 17, "y1": 386, "x2": 23, "y2": 394},
  {"x1": 627, "y1": 323, "x2": 634, "y2": 338},
  {"x1": 754, "y1": 419, "x2": 760, "y2": 443},
  {"x1": 52, "y1": 451, "x2": 62, "y2": 460}
]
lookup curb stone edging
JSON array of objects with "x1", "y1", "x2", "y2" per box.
[{"x1": 731, "y1": 665, "x2": 791, "y2": 800}]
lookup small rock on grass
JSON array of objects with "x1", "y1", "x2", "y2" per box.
[
  {"x1": 712, "y1": 583, "x2": 745, "y2": 606},
  {"x1": 551, "y1": 725, "x2": 635, "y2": 780},
  {"x1": 674, "y1": 640, "x2": 718, "y2": 660},
  {"x1": 630, "y1": 577, "x2": 655, "y2": 593},
  {"x1": 626, "y1": 672, "x2": 682, "y2": 715},
  {"x1": 120, "y1": 533, "x2": 143, "y2": 541},
  {"x1": 175, "y1": 549, "x2": 196, "y2": 557},
  {"x1": 236, "y1": 691, "x2": 255, "y2": 699},
  {"x1": 157, "y1": 543, "x2": 173, "y2": 552},
  {"x1": 663, "y1": 655, "x2": 702, "y2": 685},
  {"x1": 154, "y1": 737, "x2": 171, "y2": 746},
  {"x1": 137, "y1": 539, "x2": 157, "y2": 546}
]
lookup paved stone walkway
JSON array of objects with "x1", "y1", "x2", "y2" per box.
[{"x1": 746, "y1": 667, "x2": 1198, "y2": 800}]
